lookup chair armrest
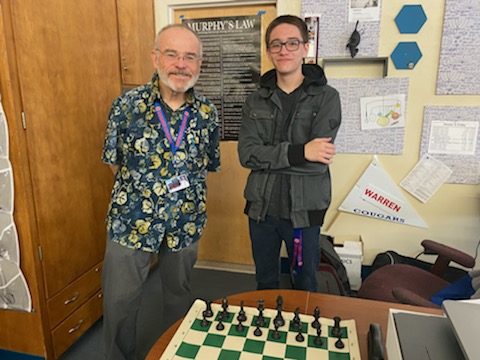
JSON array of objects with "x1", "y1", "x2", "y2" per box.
[
  {"x1": 421, "y1": 240, "x2": 475, "y2": 268},
  {"x1": 392, "y1": 287, "x2": 440, "y2": 309}
]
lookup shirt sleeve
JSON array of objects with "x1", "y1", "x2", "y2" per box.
[
  {"x1": 101, "y1": 97, "x2": 124, "y2": 166},
  {"x1": 207, "y1": 102, "x2": 221, "y2": 172}
]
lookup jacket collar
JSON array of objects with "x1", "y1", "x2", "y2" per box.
[{"x1": 258, "y1": 64, "x2": 328, "y2": 98}]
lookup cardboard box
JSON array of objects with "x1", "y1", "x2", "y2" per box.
[{"x1": 333, "y1": 236, "x2": 363, "y2": 291}]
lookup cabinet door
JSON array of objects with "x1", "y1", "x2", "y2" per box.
[
  {"x1": 11, "y1": 0, "x2": 121, "y2": 298},
  {"x1": 117, "y1": 0, "x2": 155, "y2": 86}
]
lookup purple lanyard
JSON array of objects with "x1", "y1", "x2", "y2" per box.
[
  {"x1": 154, "y1": 101, "x2": 190, "y2": 155},
  {"x1": 292, "y1": 228, "x2": 303, "y2": 276}
]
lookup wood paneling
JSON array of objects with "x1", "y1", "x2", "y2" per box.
[
  {"x1": 11, "y1": 0, "x2": 119, "y2": 298},
  {"x1": 117, "y1": 0, "x2": 156, "y2": 85}
]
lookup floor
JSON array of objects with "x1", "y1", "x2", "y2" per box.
[{"x1": 58, "y1": 267, "x2": 284, "y2": 360}]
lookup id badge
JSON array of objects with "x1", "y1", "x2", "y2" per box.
[{"x1": 166, "y1": 174, "x2": 190, "y2": 193}]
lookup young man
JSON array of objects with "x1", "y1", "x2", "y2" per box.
[
  {"x1": 101, "y1": 24, "x2": 220, "y2": 360},
  {"x1": 238, "y1": 15, "x2": 341, "y2": 292}
]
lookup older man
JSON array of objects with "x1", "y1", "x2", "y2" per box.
[{"x1": 101, "y1": 24, "x2": 220, "y2": 360}]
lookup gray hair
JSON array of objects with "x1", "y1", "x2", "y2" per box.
[{"x1": 153, "y1": 24, "x2": 203, "y2": 57}]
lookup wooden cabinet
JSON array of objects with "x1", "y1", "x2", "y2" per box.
[{"x1": 0, "y1": 0, "x2": 121, "y2": 358}]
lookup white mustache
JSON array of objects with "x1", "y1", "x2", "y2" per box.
[{"x1": 169, "y1": 71, "x2": 192, "y2": 77}]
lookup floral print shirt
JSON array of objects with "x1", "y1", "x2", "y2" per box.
[{"x1": 102, "y1": 72, "x2": 220, "y2": 252}]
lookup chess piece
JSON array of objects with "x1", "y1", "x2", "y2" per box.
[
  {"x1": 221, "y1": 297, "x2": 229, "y2": 320},
  {"x1": 203, "y1": 299, "x2": 213, "y2": 318},
  {"x1": 254, "y1": 324, "x2": 262, "y2": 337},
  {"x1": 332, "y1": 316, "x2": 342, "y2": 337},
  {"x1": 274, "y1": 309, "x2": 285, "y2": 327},
  {"x1": 295, "y1": 327, "x2": 304, "y2": 342},
  {"x1": 256, "y1": 299, "x2": 266, "y2": 327},
  {"x1": 311, "y1": 307, "x2": 320, "y2": 329},
  {"x1": 335, "y1": 335, "x2": 345, "y2": 349},
  {"x1": 271, "y1": 323, "x2": 281, "y2": 340},
  {"x1": 237, "y1": 300, "x2": 247, "y2": 322},
  {"x1": 314, "y1": 326, "x2": 323, "y2": 346},
  {"x1": 291, "y1": 307, "x2": 301, "y2": 330},
  {"x1": 200, "y1": 312, "x2": 210, "y2": 327},
  {"x1": 216, "y1": 317, "x2": 225, "y2": 331},
  {"x1": 236, "y1": 320, "x2": 245, "y2": 333}
]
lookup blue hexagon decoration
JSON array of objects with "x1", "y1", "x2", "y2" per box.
[
  {"x1": 395, "y1": 5, "x2": 427, "y2": 34},
  {"x1": 391, "y1": 42, "x2": 422, "y2": 70}
]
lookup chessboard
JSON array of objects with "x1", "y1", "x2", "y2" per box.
[{"x1": 160, "y1": 297, "x2": 361, "y2": 360}]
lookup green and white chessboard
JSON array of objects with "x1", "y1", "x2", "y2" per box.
[{"x1": 160, "y1": 299, "x2": 361, "y2": 360}]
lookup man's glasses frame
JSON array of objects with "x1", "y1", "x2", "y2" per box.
[
  {"x1": 267, "y1": 39, "x2": 305, "y2": 54},
  {"x1": 155, "y1": 49, "x2": 200, "y2": 64}
]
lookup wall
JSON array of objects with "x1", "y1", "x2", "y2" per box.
[{"x1": 155, "y1": 0, "x2": 480, "y2": 267}]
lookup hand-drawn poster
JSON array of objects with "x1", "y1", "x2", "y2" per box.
[
  {"x1": 329, "y1": 78, "x2": 409, "y2": 154},
  {"x1": 183, "y1": 16, "x2": 261, "y2": 140},
  {"x1": 360, "y1": 94, "x2": 405, "y2": 130}
]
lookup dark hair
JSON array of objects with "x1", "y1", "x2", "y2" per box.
[{"x1": 265, "y1": 15, "x2": 308, "y2": 46}]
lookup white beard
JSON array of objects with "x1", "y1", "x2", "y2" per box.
[{"x1": 158, "y1": 70, "x2": 200, "y2": 93}]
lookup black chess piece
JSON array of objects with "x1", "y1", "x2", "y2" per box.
[
  {"x1": 271, "y1": 323, "x2": 281, "y2": 340},
  {"x1": 256, "y1": 299, "x2": 266, "y2": 327},
  {"x1": 254, "y1": 325, "x2": 262, "y2": 337},
  {"x1": 236, "y1": 320, "x2": 245, "y2": 333},
  {"x1": 332, "y1": 316, "x2": 342, "y2": 337},
  {"x1": 335, "y1": 335, "x2": 345, "y2": 349},
  {"x1": 216, "y1": 317, "x2": 225, "y2": 331},
  {"x1": 237, "y1": 300, "x2": 247, "y2": 322},
  {"x1": 311, "y1": 306, "x2": 320, "y2": 329},
  {"x1": 291, "y1": 307, "x2": 301, "y2": 330},
  {"x1": 314, "y1": 326, "x2": 323, "y2": 346},
  {"x1": 221, "y1": 297, "x2": 229, "y2": 320},
  {"x1": 295, "y1": 327, "x2": 304, "y2": 342},
  {"x1": 276, "y1": 295, "x2": 283, "y2": 311},
  {"x1": 200, "y1": 312, "x2": 210, "y2": 327},
  {"x1": 203, "y1": 299, "x2": 213, "y2": 318},
  {"x1": 274, "y1": 309, "x2": 285, "y2": 327}
]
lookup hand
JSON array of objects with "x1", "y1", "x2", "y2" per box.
[{"x1": 304, "y1": 138, "x2": 336, "y2": 164}]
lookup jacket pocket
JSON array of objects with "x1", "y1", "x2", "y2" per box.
[
  {"x1": 244, "y1": 171, "x2": 268, "y2": 202},
  {"x1": 250, "y1": 109, "x2": 275, "y2": 145}
]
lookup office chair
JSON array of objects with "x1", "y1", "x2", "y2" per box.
[{"x1": 357, "y1": 240, "x2": 476, "y2": 308}]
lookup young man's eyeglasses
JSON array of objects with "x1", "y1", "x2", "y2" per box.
[
  {"x1": 156, "y1": 49, "x2": 200, "y2": 64},
  {"x1": 268, "y1": 39, "x2": 305, "y2": 54}
]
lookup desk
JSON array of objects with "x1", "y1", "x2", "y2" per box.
[{"x1": 146, "y1": 289, "x2": 443, "y2": 360}]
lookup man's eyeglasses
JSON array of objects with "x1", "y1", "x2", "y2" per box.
[
  {"x1": 156, "y1": 49, "x2": 200, "y2": 64},
  {"x1": 268, "y1": 39, "x2": 305, "y2": 54}
]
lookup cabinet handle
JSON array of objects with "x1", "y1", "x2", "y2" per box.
[
  {"x1": 68, "y1": 320, "x2": 84, "y2": 334},
  {"x1": 64, "y1": 293, "x2": 79, "y2": 305},
  {"x1": 123, "y1": 66, "x2": 129, "y2": 71}
]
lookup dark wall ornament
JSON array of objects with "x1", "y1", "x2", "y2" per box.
[{"x1": 346, "y1": 21, "x2": 361, "y2": 58}]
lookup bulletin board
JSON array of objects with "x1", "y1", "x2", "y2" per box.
[
  {"x1": 329, "y1": 77, "x2": 409, "y2": 155},
  {"x1": 301, "y1": 0, "x2": 381, "y2": 58},
  {"x1": 436, "y1": 0, "x2": 480, "y2": 95}
]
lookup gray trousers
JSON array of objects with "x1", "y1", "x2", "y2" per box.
[{"x1": 102, "y1": 239, "x2": 199, "y2": 360}]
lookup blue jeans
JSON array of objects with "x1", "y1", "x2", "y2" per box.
[{"x1": 249, "y1": 216, "x2": 320, "y2": 291}]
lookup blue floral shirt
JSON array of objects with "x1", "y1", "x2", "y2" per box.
[{"x1": 102, "y1": 73, "x2": 220, "y2": 252}]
